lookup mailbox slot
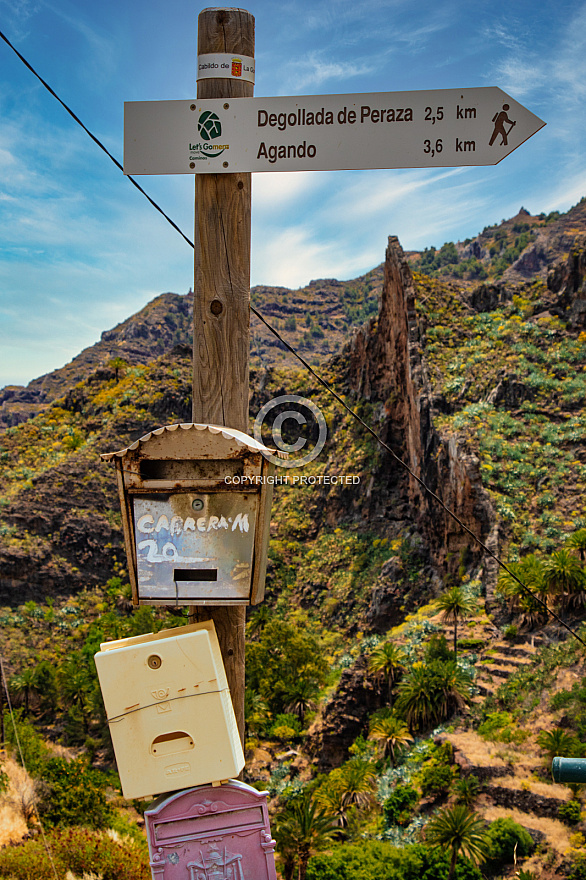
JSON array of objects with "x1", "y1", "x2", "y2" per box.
[
  {"x1": 174, "y1": 569, "x2": 217, "y2": 582},
  {"x1": 151, "y1": 731, "x2": 195, "y2": 757},
  {"x1": 155, "y1": 807, "x2": 265, "y2": 840}
]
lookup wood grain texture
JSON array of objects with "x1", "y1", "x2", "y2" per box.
[{"x1": 191, "y1": 7, "x2": 255, "y2": 747}]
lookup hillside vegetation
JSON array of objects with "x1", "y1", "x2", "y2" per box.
[{"x1": 1, "y1": 199, "x2": 586, "y2": 879}]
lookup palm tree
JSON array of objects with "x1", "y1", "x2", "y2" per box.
[
  {"x1": 425, "y1": 804, "x2": 489, "y2": 880},
  {"x1": 567, "y1": 528, "x2": 586, "y2": 563},
  {"x1": 368, "y1": 642, "x2": 406, "y2": 707},
  {"x1": 244, "y1": 689, "x2": 270, "y2": 738},
  {"x1": 453, "y1": 775, "x2": 481, "y2": 807},
  {"x1": 543, "y1": 549, "x2": 586, "y2": 610},
  {"x1": 275, "y1": 793, "x2": 336, "y2": 880},
  {"x1": 395, "y1": 660, "x2": 472, "y2": 732},
  {"x1": 9, "y1": 668, "x2": 39, "y2": 715},
  {"x1": 285, "y1": 680, "x2": 318, "y2": 724},
  {"x1": 432, "y1": 660, "x2": 474, "y2": 721},
  {"x1": 57, "y1": 658, "x2": 92, "y2": 733},
  {"x1": 395, "y1": 664, "x2": 437, "y2": 732},
  {"x1": 497, "y1": 555, "x2": 547, "y2": 623},
  {"x1": 247, "y1": 604, "x2": 272, "y2": 639},
  {"x1": 368, "y1": 714, "x2": 412, "y2": 765},
  {"x1": 536, "y1": 727, "x2": 579, "y2": 764},
  {"x1": 338, "y1": 758, "x2": 377, "y2": 811},
  {"x1": 436, "y1": 586, "x2": 476, "y2": 659}
]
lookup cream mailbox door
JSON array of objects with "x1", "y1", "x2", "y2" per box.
[{"x1": 133, "y1": 492, "x2": 257, "y2": 602}]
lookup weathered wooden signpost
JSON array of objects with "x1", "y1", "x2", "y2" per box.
[
  {"x1": 121, "y1": 7, "x2": 546, "y2": 748},
  {"x1": 187, "y1": 8, "x2": 255, "y2": 747}
]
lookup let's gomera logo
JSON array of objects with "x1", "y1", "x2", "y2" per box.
[
  {"x1": 198, "y1": 110, "x2": 222, "y2": 140},
  {"x1": 190, "y1": 111, "x2": 229, "y2": 161},
  {"x1": 254, "y1": 395, "x2": 327, "y2": 468}
]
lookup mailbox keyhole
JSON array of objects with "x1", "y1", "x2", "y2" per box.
[
  {"x1": 147, "y1": 654, "x2": 162, "y2": 669},
  {"x1": 192, "y1": 498, "x2": 204, "y2": 512}
]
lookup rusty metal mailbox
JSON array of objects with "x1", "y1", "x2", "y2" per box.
[
  {"x1": 101, "y1": 423, "x2": 278, "y2": 606},
  {"x1": 145, "y1": 780, "x2": 277, "y2": 880}
]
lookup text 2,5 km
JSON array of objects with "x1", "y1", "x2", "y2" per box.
[
  {"x1": 425, "y1": 106, "x2": 444, "y2": 125},
  {"x1": 423, "y1": 139, "x2": 443, "y2": 157}
]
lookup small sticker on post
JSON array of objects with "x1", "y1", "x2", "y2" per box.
[{"x1": 197, "y1": 53, "x2": 255, "y2": 83}]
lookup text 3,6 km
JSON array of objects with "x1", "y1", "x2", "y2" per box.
[{"x1": 423, "y1": 139, "x2": 443, "y2": 158}]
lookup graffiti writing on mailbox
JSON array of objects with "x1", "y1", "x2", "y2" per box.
[{"x1": 132, "y1": 494, "x2": 257, "y2": 600}]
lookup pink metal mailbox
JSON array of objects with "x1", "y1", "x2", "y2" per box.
[{"x1": 145, "y1": 780, "x2": 277, "y2": 880}]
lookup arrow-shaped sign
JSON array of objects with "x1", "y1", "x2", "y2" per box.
[{"x1": 124, "y1": 87, "x2": 545, "y2": 175}]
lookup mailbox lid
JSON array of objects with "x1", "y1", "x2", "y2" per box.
[
  {"x1": 95, "y1": 621, "x2": 229, "y2": 718},
  {"x1": 101, "y1": 422, "x2": 276, "y2": 463}
]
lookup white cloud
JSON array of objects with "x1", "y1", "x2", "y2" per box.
[{"x1": 252, "y1": 170, "x2": 329, "y2": 211}]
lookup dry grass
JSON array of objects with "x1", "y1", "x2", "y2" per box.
[
  {"x1": 0, "y1": 756, "x2": 33, "y2": 845},
  {"x1": 493, "y1": 772, "x2": 570, "y2": 800},
  {"x1": 448, "y1": 730, "x2": 515, "y2": 767},
  {"x1": 0, "y1": 801, "x2": 28, "y2": 846},
  {"x1": 481, "y1": 804, "x2": 572, "y2": 854},
  {"x1": 65, "y1": 873, "x2": 104, "y2": 880}
]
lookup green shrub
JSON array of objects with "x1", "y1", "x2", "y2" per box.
[
  {"x1": 484, "y1": 816, "x2": 534, "y2": 865},
  {"x1": 569, "y1": 852, "x2": 586, "y2": 880},
  {"x1": 420, "y1": 763, "x2": 454, "y2": 798},
  {"x1": 38, "y1": 758, "x2": 114, "y2": 829},
  {"x1": 3, "y1": 710, "x2": 49, "y2": 774},
  {"x1": 478, "y1": 711, "x2": 526, "y2": 744},
  {"x1": 306, "y1": 841, "x2": 482, "y2": 880},
  {"x1": 0, "y1": 827, "x2": 149, "y2": 879},
  {"x1": 269, "y1": 713, "x2": 302, "y2": 740},
  {"x1": 383, "y1": 784, "x2": 419, "y2": 827},
  {"x1": 457, "y1": 638, "x2": 485, "y2": 652},
  {"x1": 559, "y1": 799, "x2": 582, "y2": 825}
]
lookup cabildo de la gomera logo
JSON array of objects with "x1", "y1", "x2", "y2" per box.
[{"x1": 189, "y1": 110, "x2": 229, "y2": 160}]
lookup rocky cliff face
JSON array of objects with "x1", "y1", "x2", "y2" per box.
[
  {"x1": 307, "y1": 238, "x2": 497, "y2": 769},
  {"x1": 347, "y1": 236, "x2": 495, "y2": 579},
  {"x1": 548, "y1": 236, "x2": 586, "y2": 328}
]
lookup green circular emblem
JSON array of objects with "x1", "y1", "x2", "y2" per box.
[{"x1": 198, "y1": 111, "x2": 222, "y2": 141}]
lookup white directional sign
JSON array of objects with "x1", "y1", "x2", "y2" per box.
[{"x1": 124, "y1": 87, "x2": 545, "y2": 175}]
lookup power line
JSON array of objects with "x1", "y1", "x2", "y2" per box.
[
  {"x1": 1, "y1": 30, "x2": 584, "y2": 648},
  {"x1": 0, "y1": 28, "x2": 194, "y2": 250}
]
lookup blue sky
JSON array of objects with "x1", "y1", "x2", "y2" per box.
[{"x1": 1, "y1": 0, "x2": 585, "y2": 387}]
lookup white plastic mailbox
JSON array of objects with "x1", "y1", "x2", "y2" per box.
[{"x1": 94, "y1": 620, "x2": 244, "y2": 800}]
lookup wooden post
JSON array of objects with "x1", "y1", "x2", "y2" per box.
[{"x1": 190, "y1": 7, "x2": 255, "y2": 746}]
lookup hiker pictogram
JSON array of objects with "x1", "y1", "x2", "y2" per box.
[{"x1": 490, "y1": 103, "x2": 516, "y2": 146}]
